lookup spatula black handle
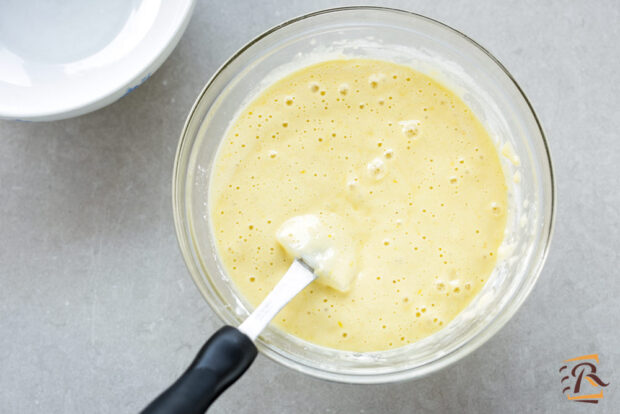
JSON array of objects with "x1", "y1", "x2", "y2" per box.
[{"x1": 141, "y1": 326, "x2": 257, "y2": 414}]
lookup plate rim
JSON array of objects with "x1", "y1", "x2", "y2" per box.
[{"x1": 0, "y1": 0, "x2": 196, "y2": 121}]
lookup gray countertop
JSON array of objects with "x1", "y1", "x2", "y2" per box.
[{"x1": 1, "y1": 1, "x2": 619, "y2": 413}]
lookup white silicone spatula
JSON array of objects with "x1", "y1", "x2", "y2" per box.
[
  {"x1": 238, "y1": 259, "x2": 317, "y2": 339},
  {"x1": 142, "y1": 214, "x2": 357, "y2": 414}
]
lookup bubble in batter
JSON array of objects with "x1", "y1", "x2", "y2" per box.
[
  {"x1": 367, "y1": 157, "x2": 387, "y2": 180},
  {"x1": 399, "y1": 119, "x2": 421, "y2": 138}
]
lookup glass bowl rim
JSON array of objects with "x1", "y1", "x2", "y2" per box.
[{"x1": 172, "y1": 6, "x2": 556, "y2": 383}]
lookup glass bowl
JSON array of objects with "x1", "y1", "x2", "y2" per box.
[{"x1": 172, "y1": 7, "x2": 555, "y2": 383}]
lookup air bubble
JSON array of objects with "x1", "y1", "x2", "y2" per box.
[
  {"x1": 309, "y1": 82, "x2": 320, "y2": 92},
  {"x1": 338, "y1": 83, "x2": 349, "y2": 95},
  {"x1": 367, "y1": 158, "x2": 386, "y2": 180},
  {"x1": 399, "y1": 120, "x2": 420, "y2": 138},
  {"x1": 369, "y1": 73, "x2": 384, "y2": 88},
  {"x1": 491, "y1": 202, "x2": 503, "y2": 216}
]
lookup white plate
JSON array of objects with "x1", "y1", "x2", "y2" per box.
[{"x1": 0, "y1": 0, "x2": 195, "y2": 121}]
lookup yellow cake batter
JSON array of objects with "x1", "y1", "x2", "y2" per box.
[{"x1": 210, "y1": 59, "x2": 507, "y2": 352}]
